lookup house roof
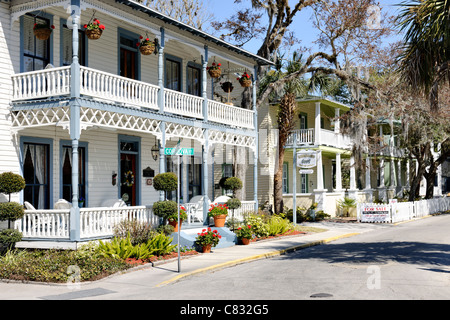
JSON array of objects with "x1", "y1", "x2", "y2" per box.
[
  {"x1": 295, "y1": 96, "x2": 352, "y2": 111},
  {"x1": 116, "y1": 0, "x2": 274, "y2": 66}
]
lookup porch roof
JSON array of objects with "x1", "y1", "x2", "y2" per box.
[{"x1": 117, "y1": 0, "x2": 274, "y2": 66}]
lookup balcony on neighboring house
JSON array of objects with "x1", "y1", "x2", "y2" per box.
[{"x1": 285, "y1": 128, "x2": 353, "y2": 149}]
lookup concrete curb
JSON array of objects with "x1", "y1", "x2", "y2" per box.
[{"x1": 155, "y1": 232, "x2": 360, "y2": 287}]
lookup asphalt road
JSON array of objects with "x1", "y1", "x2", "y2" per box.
[{"x1": 150, "y1": 214, "x2": 450, "y2": 300}]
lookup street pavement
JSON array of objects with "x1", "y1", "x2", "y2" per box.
[{"x1": 0, "y1": 220, "x2": 393, "y2": 300}]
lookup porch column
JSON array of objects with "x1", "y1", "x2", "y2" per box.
[
  {"x1": 202, "y1": 130, "x2": 210, "y2": 225},
  {"x1": 348, "y1": 155, "x2": 357, "y2": 199},
  {"x1": 335, "y1": 153, "x2": 343, "y2": 191},
  {"x1": 334, "y1": 108, "x2": 340, "y2": 147},
  {"x1": 252, "y1": 66, "x2": 258, "y2": 212},
  {"x1": 314, "y1": 102, "x2": 321, "y2": 145},
  {"x1": 202, "y1": 45, "x2": 209, "y2": 121},
  {"x1": 314, "y1": 150, "x2": 326, "y2": 211},
  {"x1": 158, "y1": 121, "x2": 166, "y2": 201},
  {"x1": 69, "y1": 0, "x2": 81, "y2": 241},
  {"x1": 377, "y1": 125, "x2": 386, "y2": 202},
  {"x1": 158, "y1": 27, "x2": 165, "y2": 113},
  {"x1": 405, "y1": 159, "x2": 411, "y2": 188},
  {"x1": 292, "y1": 132, "x2": 297, "y2": 224},
  {"x1": 396, "y1": 159, "x2": 403, "y2": 197}
]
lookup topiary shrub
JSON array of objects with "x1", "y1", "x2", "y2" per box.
[
  {"x1": 153, "y1": 172, "x2": 177, "y2": 195},
  {"x1": 0, "y1": 202, "x2": 25, "y2": 222},
  {"x1": 152, "y1": 200, "x2": 177, "y2": 221},
  {"x1": 223, "y1": 177, "x2": 242, "y2": 196},
  {"x1": 0, "y1": 229, "x2": 22, "y2": 254},
  {"x1": 0, "y1": 172, "x2": 25, "y2": 201}
]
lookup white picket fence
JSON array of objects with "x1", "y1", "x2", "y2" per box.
[{"x1": 358, "y1": 197, "x2": 450, "y2": 223}]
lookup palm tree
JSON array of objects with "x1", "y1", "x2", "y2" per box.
[
  {"x1": 396, "y1": 0, "x2": 450, "y2": 112},
  {"x1": 258, "y1": 52, "x2": 309, "y2": 214}
]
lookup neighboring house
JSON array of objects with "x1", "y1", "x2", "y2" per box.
[
  {"x1": 0, "y1": 0, "x2": 272, "y2": 243},
  {"x1": 257, "y1": 96, "x2": 443, "y2": 216}
]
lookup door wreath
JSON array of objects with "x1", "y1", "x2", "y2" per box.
[{"x1": 123, "y1": 170, "x2": 135, "y2": 187}]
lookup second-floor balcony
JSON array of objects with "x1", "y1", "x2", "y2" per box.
[
  {"x1": 11, "y1": 66, "x2": 255, "y2": 130},
  {"x1": 285, "y1": 128, "x2": 353, "y2": 149}
]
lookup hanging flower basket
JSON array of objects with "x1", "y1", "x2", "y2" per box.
[
  {"x1": 137, "y1": 36, "x2": 156, "y2": 55},
  {"x1": 33, "y1": 23, "x2": 55, "y2": 40},
  {"x1": 207, "y1": 62, "x2": 221, "y2": 78},
  {"x1": 237, "y1": 73, "x2": 252, "y2": 88},
  {"x1": 221, "y1": 81, "x2": 234, "y2": 93},
  {"x1": 83, "y1": 18, "x2": 105, "y2": 40}
]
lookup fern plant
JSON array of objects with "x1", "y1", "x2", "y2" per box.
[
  {"x1": 147, "y1": 233, "x2": 177, "y2": 256},
  {"x1": 98, "y1": 236, "x2": 154, "y2": 260}
]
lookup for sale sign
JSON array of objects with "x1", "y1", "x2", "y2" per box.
[{"x1": 359, "y1": 204, "x2": 391, "y2": 223}]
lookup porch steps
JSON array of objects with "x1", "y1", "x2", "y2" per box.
[{"x1": 171, "y1": 226, "x2": 237, "y2": 250}]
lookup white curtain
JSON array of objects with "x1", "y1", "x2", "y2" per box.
[{"x1": 34, "y1": 145, "x2": 46, "y2": 209}]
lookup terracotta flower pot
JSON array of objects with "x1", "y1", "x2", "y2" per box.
[
  {"x1": 168, "y1": 219, "x2": 182, "y2": 232},
  {"x1": 213, "y1": 214, "x2": 227, "y2": 227},
  {"x1": 241, "y1": 238, "x2": 251, "y2": 245},
  {"x1": 202, "y1": 244, "x2": 212, "y2": 253}
]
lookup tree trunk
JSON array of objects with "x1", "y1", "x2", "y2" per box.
[{"x1": 273, "y1": 146, "x2": 285, "y2": 214}]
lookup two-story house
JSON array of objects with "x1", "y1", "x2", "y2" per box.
[
  {"x1": 257, "y1": 96, "x2": 442, "y2": 217},
  {"x1": 0, "y1": 0, "x2": 272, "y2": 244}
]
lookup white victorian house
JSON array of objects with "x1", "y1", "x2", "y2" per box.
[{"x1": 0, "y1": 0, "x2": 273, "y2": 245}]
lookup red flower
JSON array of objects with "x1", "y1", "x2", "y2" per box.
[
  {"x1": 99, "y1": 25, "x2": 105, "y2": 30},
  {"x1": 139, "y1": 36, "x2": 143, "y2": 39},
  {"x1": 218, "y1": 63, "x2": 221, "y2": 66},
  {"x1": 146, "y1": 38, "x2": 149, "y2": 41},
  {"x1": 83, "y1": 24, "x2": 88, "y2": 28},
  {"x1": 51, "y1": 25, "x2": 55, "y2": 29},
  {"x1": 136, "y1": 43, "x2": 140, "y2": 47}
]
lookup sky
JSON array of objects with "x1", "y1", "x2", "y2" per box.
[{"x1": 205, "y1": 0, "x2": 406, "y2": 57}]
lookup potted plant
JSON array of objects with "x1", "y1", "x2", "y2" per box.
[
  {"x1": 153, "y1": 172, "x2": 177, "y2": 199},
  {"x1": 235, "y1": 224, "x2": 253, "y2": 245},
  {"x1": 207, "y1": 62, "x2": 221, "y2": 78},
  {"x1": 83, "y1": 18, "x2": 105, "y2": 40},
  {"x1": 33, "y1": 22, "x2": 55, "y2": 40},
  {"x1": 195, "y1": 228, "x2": 221, "y2": 253},
  {"x1": 208, "y1": 203, "x2": 228, "y2": 227},
  {"x1": 137, "y1": 36, "x2": 156, "y2": 55},
  {"x1": 166, "y1": 205, "x2": 187, "y2": 232},
  {"x1": 221, "y1": 81, "x2": 234, "y2": 93},
  {"x1": 237, "y1": 73, "x2": 252, "y2": 87}
]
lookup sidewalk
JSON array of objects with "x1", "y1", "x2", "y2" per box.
[{"x1": 0, "y1": 221, "x2": 389, "y2": 300}]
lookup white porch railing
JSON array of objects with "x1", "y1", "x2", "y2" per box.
[
  {"x1": 11, "y1": 67, "x2": 256, "y2": 130},
  {"x1": 80, "y1": 66, "x2": 159, "y2": 110},
  {"x1": 12, "y1": 66, "x2": 71, "y2": 101},
  {"x1": 14, "y1": 205, "x2": 157, "y2": 240},
  {"x1": 320, "y1": 129, "x2": 352, "y2": 149},
  {"x1": 14, "y1": 209, "x2": 71, "y2": 239},
  {"x1": 285, "y1": 129, "x2": 314, "y2": 146},
  {"x1": 164, "y1": 88, "x2": 204, "y2": 119},
  {"x1": 208, "y1": 100, "x2": 254, "y2": 129}
]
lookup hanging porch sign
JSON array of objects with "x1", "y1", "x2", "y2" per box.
[
  {"x1": 299, "y1": 169, "x2": 314, "y2": 174},
  {"x1": 296, "y1": 150, "x2": 318, "y2": 168}
]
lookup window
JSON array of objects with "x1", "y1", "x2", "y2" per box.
[
  {"x1": 188, "y1": 157, "x2": 202, "y2": 200},
  {"x1": 119, "y1": 32, "x2": 139, "y2": 80},
  {"x1": 299, "y1": 113, "x2": 307, "y2": 130},
  {"x1": 61, "y1": 144, "x2": 87, "y2": 206},
  {"x1": 23, "y1": 142, "x2": 51, "y2": 209},
  {"x1": 301, "y1": 174, "x2": 308, "y2": 193},
  {"x1": 165, "y1": 57, "x2": 181, "y2": 91},
  {"x1": 187, "y1": 64, "x2": 201, "y2": 96},
  {"x1": 165, "y1": 156, "x2": 182, "y2": 202},
  {"x1": 23, "y1": 14, "x2": 51, "y2": 72},
  {"x1": 62, "y1": 23, "x2": 86, "y2": 66},
  {"x1": 282, "y1": 163, "x2": 288, "y2": 193}
]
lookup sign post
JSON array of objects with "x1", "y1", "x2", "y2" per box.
[{"x1": 165, "y1": 142, "x2": 189, "y2": 273}]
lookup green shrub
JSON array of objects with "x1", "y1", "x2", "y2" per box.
[
  {"x1": 147, "y1": 233, "x2": 177, "y2": 256},
  {"x1": 0, "y1": 172, "x2": 25, "y2": 198},
  {"x1": 223, "y1": 177, "x2": 242, "y2": 194},
  {"x1": 153, "y1": 172, "x2": 177, "y2": 193},
  {"x1": 0, "y1": 229, "x2": 22, "y2": 244},
  {"x1": 0, "y1": 202, "x2": 25, "y2": 222},
  {"x1": 266, "y1": 215, "x2": 293, "y2": 236},
  {"x1": 153, "y1": 200, "x2": 177, "y2": 219},
  {"x1": 243, "y1": 214, "x2": 269, "y2": 238},
  {"x1": 284, "y1": 206, "x2": 307, "y2": 223},
  {"x1": 113, "y1": 220, "x2": 156, "y2": 245},
  {"x1": 98, "y1": 236, "x2": 154, "y2": 261}
]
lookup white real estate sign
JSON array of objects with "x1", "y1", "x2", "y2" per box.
[{"x1": 359, "y1": 204, "x2": 391, "y2": 223}]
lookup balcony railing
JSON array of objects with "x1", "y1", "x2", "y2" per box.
[
  {"x1": 11, "y1": 67, "x2": 255, "y2": 129},
  {"x1": 285, "y1": 128, "x2": 353, "y2": 149}
]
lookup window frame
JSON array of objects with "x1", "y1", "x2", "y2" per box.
[{"x1": 165, "y1": 54, "x2": 183, "y2": 92}]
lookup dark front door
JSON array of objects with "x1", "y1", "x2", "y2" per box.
[{"x1": 120, "y1": 153, "x2": 136, "y2": 206}]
